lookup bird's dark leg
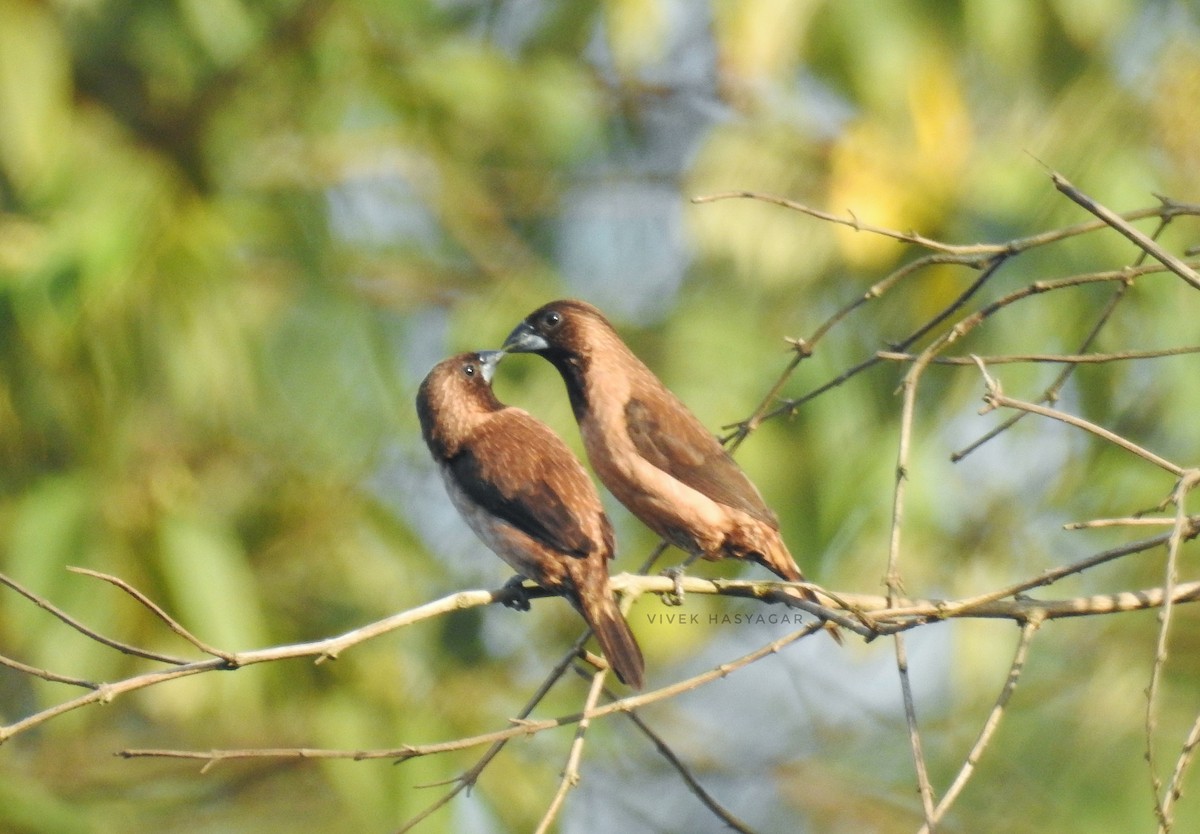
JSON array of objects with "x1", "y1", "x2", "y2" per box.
[
  {"x1": 659, "y1": 552, "x2": 701, "y2": 606},
  {"x1": 501, "y1": 575, "x2": 532, "y2": 611}
]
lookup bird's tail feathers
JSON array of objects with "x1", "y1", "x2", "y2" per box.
[
  {"x1": 754, "y1": 531, "x2": 805, "y2": 584},
  {"x1": 755, "y1": 533, "x2": 844, "y2": 645},
  {"x1": 576, "y1": 584, "x2": 645, "y2": 690}
]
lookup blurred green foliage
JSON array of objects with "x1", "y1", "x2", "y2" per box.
[{"x1": 1, "y1": 0, "x2": 1199, "y2": 832}]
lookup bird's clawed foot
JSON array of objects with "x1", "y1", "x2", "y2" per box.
[
  {"x1": 501, "y1": 575, "x2": 532, "y2": 611},
  {"x1": 659, "y1": 566, "x2": 687, "y2": 607}
]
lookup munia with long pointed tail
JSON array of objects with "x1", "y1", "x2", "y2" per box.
[
  {"x1": 416, "y1": 350, "x2": 645, "y2": 687},
  {"x1": 502, "y1": 300, "x2": 840, "y2": 641}
]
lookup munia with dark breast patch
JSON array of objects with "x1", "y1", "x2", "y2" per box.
[
  {"x1": 503, "y1": 300, "x2": 839, "y2": 640},
  {"x1": 416, "y1": 350, "x2": 645, "y2": 688}
]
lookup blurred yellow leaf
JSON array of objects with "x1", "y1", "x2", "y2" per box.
[
  {"x1": 0, "y1": 0, "x2": 70, "y2": 194},
  {"x1": 1052, "y1": 0, "x2": 1133, "y2": 49},
  {"x1": 178, "y1": 0, "x2": 256, "y2": 67},
  {"x1": 603, "y1": 0, "x2": 668, "y2": 75},
  {"x1": 1152, "y1": 39, "x2": 1200, "y2": 194},
  {"x1": 829, "y1": 47, "x2": 971, "y2": 267},
  {"x1": 715, "y1": 0, "x2": 820, "y2": 87}
]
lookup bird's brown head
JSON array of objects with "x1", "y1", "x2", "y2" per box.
[
  {"x1": 502, "y1": 300, "x2": 630, "y2": 418},
  {"x1": 502, "y1": 299, "x2": 615, "y2": 358},
  {"x1": 415, "y1": 350, "x2": 505, "y2": 457}
]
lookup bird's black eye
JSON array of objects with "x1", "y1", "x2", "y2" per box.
[
  {"x1": 541, "y1": 310, "x2": 562, "y2": 329},
  {"x1": 462, "y1": 363, "x2": 476, "y2": 377}
]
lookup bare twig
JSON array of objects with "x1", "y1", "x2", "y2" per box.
[
  {"x1": 691, "y1": 191, "x2": 1200, "y2": 260},
  {"x1": 803, "y1": 254, "x2": 981, "y2": 350},
  {"x1": 119, "y1": 623, "x2": 825, "y2": 763},
  {"x1": 534, "y1": 665, "x2": 608, "y2": 834},
  {"x1": 896, "y1": 632, "x2": 937, "y2": 828},
  {"x1": 774, "y1": 267, "x2": 1142, "y2": 425},
  {"x1": 0, "y1": 571, "x2": 189, "y2": 666},
  {"x1": 887, "y1": 530, "x2": 1189, "y2": 627},
  {"x1": 1065, "y1": 517, "x2": 1196, "y2": 531},
  {"x1": 395, "y1": 630, "x2": 592, "y2": 833},
  {"x1": 1050, "y1": 173, "x2": 1200, "y2": 291},
  {"x1": 692, "y1": 191, "x2": 1003, "y2": 255},
  {"x1": 8, "y1": 537, "x2": 1199, "y2": 750},
  {"x1": 888, "y1": 306, "x2": 941, "y2": 827},
  {"x1": 0, "y1": 653, "x2": 99, "y2": 690},
  {"x1": 724, "y1": 347, "x2": 808, "y2": 447},
  {"x1": 1161, "y1": 712, "x2": 1200, "y2": 834},
  {"x1": 573, "y1": 668, "x2": 757, "y2": 834},
  {"x1": 973, "y1": 358, "x2": 1186, "y2": 477},
  {"x1": 1148, "y1": 469, "x2": 1200, "y2": 831},
  {"x1": 918, "y1": 618, "x2": 1042, "y2": 834},
  {"x1": 68, "y1": 567, "x2": 236, "y2": 663},
  {"x1": 1, "y1": 583, "x2": 546, "y2": 745},
  {"x1": 878, "y1": 345, "x2": 1200, "y2": 366},
  {"x1": 953, "y1": 212, "x2": 1173, "y2": 462}
]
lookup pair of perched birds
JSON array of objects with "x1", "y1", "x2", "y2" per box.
[{"x1": 417, "y1": 300, "x2": 833, "y2": 691}]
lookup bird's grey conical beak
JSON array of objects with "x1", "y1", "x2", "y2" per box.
[
  {"x1": 502, "y1": 321, "x2": 549, "y2": 353},
  {"x1": 477, "y1": 350, "x2": 505, "y2": 384}
]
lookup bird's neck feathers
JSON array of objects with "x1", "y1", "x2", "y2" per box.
[
  {"x1": 544, "y1": 350, "x2": 591, "y2": 420},
  {"x1": 546, "y1": 323, "x2": 649, "y2": 421},
  {"x1": 418, "y1": 381, "x2": 505, "y2": 459}
]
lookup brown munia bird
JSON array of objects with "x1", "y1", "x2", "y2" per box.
[
  {"x1": 502, "y1": 300, "x2": 839, "y2": 640},
  {"x1": 416, "y1": 350, "x2": 645, "y2": 688}
]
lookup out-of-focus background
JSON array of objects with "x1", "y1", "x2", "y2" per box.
[{"x1": 2, "y1": 1, "x2": 1199, "y2": 832}]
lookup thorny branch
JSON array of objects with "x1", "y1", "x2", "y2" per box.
[
  {"x1": 394, "y1": 629, "x2": 594, "y2": 833},
  {"x1": 1051, "y1": 174, "x2": 1200, "y2": 291},
  {"x1": 1148, "y1": 469, "x2": 1200, "y2": 833},
  {"x1": 533, "y1": 664, "x2": 608, "y2": 834},
  {"x1": 5, "y1": 178, "x2": 1200, "y2": 833},
  {"x1": 973, "y1": 357, "x2": 1186, "y2": 477},
  {"x1": 117, "y1": 622, "x2": 826, "y2": 765},
  {"x1": 569, "y1": 665, "x2": 756, "y2": 834},
  {"x1": 916, "y1": 618, "x2": 1042, "y2": 834},
  {"x1": 697, "y1": 178, "x2": 1200, "y2": 833},
  {"x1": 6, "y1": 549, "x2": 1200, "y2": 751}
]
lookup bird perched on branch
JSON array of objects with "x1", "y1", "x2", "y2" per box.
[
  {"x1": 502, "y1": 300, "x2": 839, "y2": 641},
  {"x1": 416, "y1": 350, "x2": 645, "y2": 688}
]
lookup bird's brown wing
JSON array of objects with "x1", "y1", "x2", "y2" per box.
[
  {"x1": 449, "y1": 412, "x2": 610, "y2": 559},
  {"x1": 624, "y1": 397, "x2": 779, "y2": 528}
]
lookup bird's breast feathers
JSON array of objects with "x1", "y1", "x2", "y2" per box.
[
  {"x1": 437, "y1": 461, "x2": 570, "y2": 582},
  {"x1": 579, "y1": 403, "x2": 728, "y2": 545},
  {"x1": 441, "y1": 408, "x2": 613, "y2": 565}
]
